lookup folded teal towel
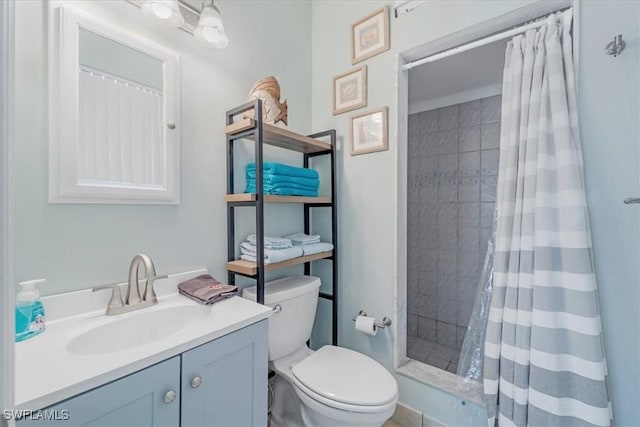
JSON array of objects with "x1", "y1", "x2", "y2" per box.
[
  {"x1": 245, "y1": 185, "x2": 319, "y2": 197},
  {"x1": 247, "y1": 163, "x2": 319, "y2": 180},
  {"x1": 246, "y1": 180, "x2": 318, "y2": 192},
  {"x1": 246, "y1": 172, "x2": 319, "y2": 188}
]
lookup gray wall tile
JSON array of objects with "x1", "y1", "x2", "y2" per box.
[
  {"x1": 459, "y1": 151, "x2": 480, "y2": 176},
  {"x1": 407, "y1": 269, "x2": 419, "y2": 295},
  {"x1": 481, "y1": 121, "x2": 500, "y2": 149},
  {"x1": 481, "y1": 148, "x2": 499, "y2": 176},
  {"x1": 418, "y1": 317, "x2": 437, "y2": 341},
  {"x1": 437, "y1": 297, "x2": 457, "y2": 324},
  {"x1": 458, "y1": 248, "x2": 481, "y2": 278},
  {"x1": 458, "y1": 227, "x2": 480, "y2": 252},
  {"x1": 459, "y1": 125, "x2": 481, "y2": 152},
  {"x1": 419, "y1": 109, "x2": 438, "y2": 133},
  {"x1": 459, "y1": 99, "x2": 482, "y2": 127},
  {"x1": 419, "y1": 182, "x2": 437, "y2": 203},
  {"x1": 480, "y1": 202, "x2": 495, "y2": 228},
  {"x1": 408, "y1": 314, "x2": 418, "y2": 337},
  {"x1": 481, "y1": 176, "x2": 498, "y2": 202},
  {"x1": 408, "y1": 292, "x2": 419, "y2": 315},
  {"x1": 438, "y1": 153, "x2": 458, "y2": 177},
  {"x1": 420, "y1": 132, "x2": 439, "y2": 157},
  {"x1": 437, "y1": 105, "x2": 458, "y2": 131},
  {"x1": 437, "y1": 180, "x2": 458, "y2": 202},
  {"x1": 458, "y1": 202, "x2": 479, "y2": 228},
  {"x1": 458, "y1": 178, "x2": 480, "y2": 202},
  {"x1": 408, "y1": 94, "x2": 500, "y2": 342},
  {"x1": 481, "y1": 95, "x2": 501, "y2": 123},
  {"x1": 456, "y1": 325, "x2": 467, "y2": 349},
  {"x1": 420, "y1": 269, "x2": 437, "y2": 296},
  {"x1": 436, "y1": 322, "x2": 457, "y2": 348},
  {"x1": 438, "y1": 129, "x2": 458, "y2": 154},
  {"x1": 458, "y1": 277, "x2": 478, "y2": 304},
  {"x1": 458, "y1": 301, "x2": 474, "y2": 327}
]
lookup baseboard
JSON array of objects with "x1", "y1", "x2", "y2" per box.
[{"x1": 389, "y1": 403, "x2": 422, "y2": 427}]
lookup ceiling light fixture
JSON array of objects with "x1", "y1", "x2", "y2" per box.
[
  {"x1": 194, "y1": 0, "x2": 229, "y2": 49},
  {"x1": 141, "y1": 0, "x2": 185, "y2": 27}
]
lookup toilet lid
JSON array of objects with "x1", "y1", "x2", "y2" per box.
[{"x1": 291, "y1": 346, "x2": 398, "y2": 407}]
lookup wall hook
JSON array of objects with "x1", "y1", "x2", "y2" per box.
[{"x1": 604, "y1": 35, "x2": 625, "y2": 57}]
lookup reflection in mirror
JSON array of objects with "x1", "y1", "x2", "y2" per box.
[
  {"x1": 78, "y1": 28, "x2": 165, "y2": 189},
  {"x1": 49, "y1": 5, "x2": 180, "y2": 204}
]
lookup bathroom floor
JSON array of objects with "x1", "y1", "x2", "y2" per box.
[{"x1": 407, "y1": 336, "x2": 460, "y2": 374}]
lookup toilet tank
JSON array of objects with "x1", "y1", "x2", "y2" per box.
[{"x1": 243, "y1": 275, "x2": 321, "y2": 361}]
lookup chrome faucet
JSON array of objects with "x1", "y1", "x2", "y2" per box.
[{"x1": 93, "y1": 254, "x2": 167, "y2": 316}]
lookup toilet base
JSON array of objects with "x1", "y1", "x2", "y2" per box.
[{"x1": 269, "y1": 371, "x2": 394, "y2": 427}]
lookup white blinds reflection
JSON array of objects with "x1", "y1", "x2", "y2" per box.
[{"x1": 78, "y1": 66, "x2": 164, "y2": 188}]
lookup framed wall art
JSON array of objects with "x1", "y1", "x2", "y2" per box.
[
  {"x1": 351, "y1": 6, "x2": 390, "y2": 64},
  {"x1": 333, "y1": 66, "x2": 367, "y2": 115},
  {"x1": 350, "y1": 107, "x2": 388, "y2": 156}
]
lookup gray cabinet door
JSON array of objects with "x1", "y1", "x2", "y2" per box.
[
  {"x1": 17, "y1": 356, "x2": 180, "y2": 427},
  {"x1": 181, "y1": 320, "x2": 268, "y2": 427}
]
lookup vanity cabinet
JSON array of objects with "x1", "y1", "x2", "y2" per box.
[
  {"x1": 17, "y1": 357, "x2": 181, "y2": 426},
  {"x1": 181, "y1": 319, "x2": 268, "y2": 426},
  {"x1": 17, "y1": 321, "x2": 268, "y2": 427}
]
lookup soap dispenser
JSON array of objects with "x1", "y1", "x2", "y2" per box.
[{"x1": 15, "y1": 279, "x2": 46, "y2": 342}]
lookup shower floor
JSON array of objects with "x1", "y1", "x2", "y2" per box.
[{"x1": 407, "y1": 336, "x2": 460, "y2": 374}]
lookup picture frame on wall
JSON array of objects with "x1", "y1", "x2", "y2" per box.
[
  {"x1": 351, "y1": 6, "x2": 390, "y2": 64},
  {"x1": 350, "y1": 107, "x2": 388, "y2": 156},
  {"x1": 333, "y1": 66, "x2": 367, "y2": 115}
]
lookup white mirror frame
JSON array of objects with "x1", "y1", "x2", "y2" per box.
[{"x1": 49, "y1": 3, "x2": 181, "y2": 204}]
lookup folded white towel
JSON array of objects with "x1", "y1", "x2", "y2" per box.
[
  {"x1": 240, "y1": 242, "x2": 303, "y2": 264},
  {"x1": 285, "y1": 232, "x2": 321, "y2": 245},
  {"x1": 247, "y1": 234, "x2": 292, "y2": 249},
  {"x1": 301, "y1": 242, "x2": 334, "y2": 256}
]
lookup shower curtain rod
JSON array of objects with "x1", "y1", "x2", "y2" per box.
[{"x1": 403, "y1": 8, "x2": 572, "y2": 71}]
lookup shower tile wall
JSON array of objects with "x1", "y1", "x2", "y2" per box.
[{"x1": 406, "y1": 95, "x2": 501, "y2": 373}]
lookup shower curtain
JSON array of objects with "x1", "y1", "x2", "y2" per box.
[{"x1": 483, "y1": 11, "x2": 612, "y2": 427}]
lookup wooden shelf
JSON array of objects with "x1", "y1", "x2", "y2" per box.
[
  {"x1": 226, "y1": 194, "x2": 332, "y2": 204},
  {"x1": 225, "y1": 118, "x2": 332, "y2": 154},
  {"x1": 227, "y1": 251, "x2": 333, "y2": 276}
]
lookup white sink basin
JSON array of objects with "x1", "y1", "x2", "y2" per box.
[{"x1": 67, "y1": 305, "x2": 207, "y2": 355}]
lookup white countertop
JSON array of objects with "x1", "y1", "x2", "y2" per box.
[{"x1": 14, "y1": 270, "x2": 272, "y2": 410}]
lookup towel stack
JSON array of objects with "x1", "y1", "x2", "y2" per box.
[
  {"x1": 239, "y1": 233, "x2": 334, "y2": 264},
  {"x1": 245, "y1": 162, "x2": 320, "y2": 197},
  {"x1": 240, "y1": 234, "x2": 303, "y2": 264},
  {"x1": 285, "y1": 233, "x2": 334, "y2": 256}
]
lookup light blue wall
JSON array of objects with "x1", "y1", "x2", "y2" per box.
[
  {"x1": 13, "y1": 0, "x2": 312, "y2": 295},
  {"x1": 578, "y1": 2, "x2": 640, "y2": 425},
  {"x1": 311, "y1": 0, "x2": 640, "y2": 425},
  {"x1": 310, "y1": 1, "x2": 537, "y2": 424}
]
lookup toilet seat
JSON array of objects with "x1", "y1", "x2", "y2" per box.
[{"x1": 291, "y1": 345, "x2": 398, "y2": 413}]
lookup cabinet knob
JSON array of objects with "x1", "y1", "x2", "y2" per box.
[
  {"x1": 191, "y1": 376, "x2": 203, "y2": 389},
  {"x1": 164, "y1": 390, "x2": 177, "y2": 404},
  {"x1": 167, "y1": 122, "x2": 176, "y2": 130}
]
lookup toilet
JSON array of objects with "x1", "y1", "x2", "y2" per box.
[{"x1": 243, "y1": 276, "x2": 398, "y2": 427}]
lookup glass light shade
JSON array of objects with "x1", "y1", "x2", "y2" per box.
[
  {"x1": 141, "y1": 0, "x2": 185, "y2": 27},
  {"x1": 194, "y1": 4, "x2": 229, "y2": 49}
]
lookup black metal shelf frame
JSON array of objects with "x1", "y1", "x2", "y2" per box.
[{"x1": 225, "y1": 100, "x2": 338, "y2": 346}]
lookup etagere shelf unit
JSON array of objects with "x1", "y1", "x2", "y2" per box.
[{"x1": 225, "y1": 100, "x2": 338, "y2": 345}]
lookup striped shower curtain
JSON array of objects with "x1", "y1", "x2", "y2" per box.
[{"x1": 483, "y1": 11, "x2": 612, "y2": 427}]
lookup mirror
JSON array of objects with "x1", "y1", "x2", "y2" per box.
[{"x1": 49, "y1": 4, "x2": 180, "y2": 204}]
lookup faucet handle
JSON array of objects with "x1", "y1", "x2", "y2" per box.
[
  {"x1": 92, "y1": 284, "x2": 125, "y2": 315},
  {"x1": 143, "y1": 274, "x2": 168, "y2": 303}
]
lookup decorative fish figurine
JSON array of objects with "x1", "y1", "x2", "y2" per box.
[{"x1": 246, "y1": 76, "x2": 288, "y2": 126}]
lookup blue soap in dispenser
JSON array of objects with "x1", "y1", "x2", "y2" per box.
[{"x1": 15, "y1": 279, "x2": 46, "y2": 342}]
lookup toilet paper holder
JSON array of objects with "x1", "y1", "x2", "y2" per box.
[{"x1": 351, "y1": 310, "x2": 392, "y2": 329}]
